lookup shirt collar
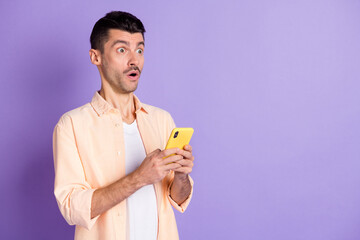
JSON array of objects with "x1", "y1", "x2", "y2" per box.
[{"x1": 90, "y1": 91, "x2": 148, "y2": 116}]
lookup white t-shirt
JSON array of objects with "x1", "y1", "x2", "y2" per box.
[{"x1": 123, "y1": 120, "x2": 158, "y2": 240}]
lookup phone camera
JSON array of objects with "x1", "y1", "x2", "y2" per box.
[{"x1": 174, "y1": 131, "x2": 179, "y2": 138}]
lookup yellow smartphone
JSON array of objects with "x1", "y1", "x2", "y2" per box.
[{"x1": 165, "y1": 128, "x2": 194, "y2": 150}]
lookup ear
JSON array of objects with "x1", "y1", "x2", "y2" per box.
[{"x1": 89, "y1": 49, "x2": 102, "y2": 65}]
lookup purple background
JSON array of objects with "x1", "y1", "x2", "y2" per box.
[{"x1": 1, "y1": 0, "x2": 360, "y2": 239}]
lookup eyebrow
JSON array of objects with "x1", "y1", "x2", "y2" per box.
[{"x1": 111, "y1": 40, "x2": 145, "y2": 48}]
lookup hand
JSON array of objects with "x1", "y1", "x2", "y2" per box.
[
  {"x1": 173, "y1": 145, "x2": 194, "y2": 178},
  {"x1": 134, "y1": 148, "x2": 183, "y2": 186}
]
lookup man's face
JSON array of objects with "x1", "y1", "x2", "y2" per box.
[{"x1": 99, "y1": 29, "x2": 144, "y2": 94}]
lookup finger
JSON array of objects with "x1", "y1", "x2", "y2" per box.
[
  {"x1": 177, "y1": 149, "x2": 193, "y2": 160},
  {"x1": 184, "y1": 145, "x2": 192, "y2": 152},
  {"x1": 163, "y1": 162, "x2": 182, "y2": 171},
  {"x1": 160, "y1": 148, "x2": 180, "y2": 158},
  {"x1": 176, "y1": 159, "x2": 194, "y2": 167},
  {"x1": 161, "y1": 154, "x2": 184, "y2": 165},
  {"x1": 173, "y1": 166, "x2": 192, "y2": 174}
]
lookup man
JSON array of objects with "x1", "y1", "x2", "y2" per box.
[{"x1": 53, "y1": 11, "x2": 194, "y2": 240}]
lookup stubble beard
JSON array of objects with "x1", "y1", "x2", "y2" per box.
[
  {"x1": 111, "y1": 71, "x2": 139, "y2": 94},
  {"x1": 102, "y1": 61, "x2": 139, "y2": 94}
]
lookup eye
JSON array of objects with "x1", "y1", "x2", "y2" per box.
[
  {"x1": 136, "y1": 49, "x2": 143, "y2": 54},
  {"x1": 117, "y1": 48, "x2": 126, "y2": 53}
]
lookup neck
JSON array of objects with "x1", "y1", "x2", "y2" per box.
[{"x1": 99, "y1": 86, "x2": 136, "y2": 124}]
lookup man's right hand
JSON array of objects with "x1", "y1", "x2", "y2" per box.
[
  {"x1": 91, "y1": 148, "x2": 182, "y2": 219},
  {"x1": 133, "y1": 148, "x2": 183, "y2": 186}
]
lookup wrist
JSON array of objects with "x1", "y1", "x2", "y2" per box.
[
  {"x1": 174, "y1": 172, "x2": 188, "y2": 181},
  {"x1": 129, "y1": 170, "x2": 147, "y2": 189}
]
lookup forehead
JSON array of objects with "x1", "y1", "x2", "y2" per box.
[{"x1": 105, "y1": 29, "x2": 144, "y2": 47}]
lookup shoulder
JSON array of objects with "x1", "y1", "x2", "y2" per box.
[
  {"x1": 141, "y1": 103, "x2": 173, "y2": 121},
  {"x1": 55, "y1": 103, "x2": 93, "y2": 129},
  {"x1": 140, "y1": 102, "x2": 176, "y2": 144},
  {"x1": 140, "y1": 102, "x2": 176, "y2": 133}
]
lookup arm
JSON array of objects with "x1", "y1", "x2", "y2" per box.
[
  {"x1": 169, "y1": 145, "x2": 194, "y2": 205},
  {"x1": 91, "y1": 148, "x2": 184, "y2": 219},
  {"x1": 91, "y1": 171, "x2": 143, "y2": 219},
  {"x1": 54, "y1": 122, "x2": 97, "y2": 229},
  {"x1": 170, "y1": 173, "x2": 192, "y2": 205},
  {"x1": 54, "y1": 118, "x2": 183, "y2": 227}
]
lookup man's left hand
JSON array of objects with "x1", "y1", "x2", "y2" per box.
[{"x1": 174, "y1": 144, "x2": 194, "y2": 178}]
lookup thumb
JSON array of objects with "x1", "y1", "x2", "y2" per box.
[{"x1": 148, "y1": 148, "x2": 161, "y2": 157}]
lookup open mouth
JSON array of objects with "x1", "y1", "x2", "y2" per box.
[
  {"x1": 129, "y1": 72, "x2": 137, "y2": 77},
  {"x1": 125, "y1": 67, "x2": 141, "y2": 80},
  {"x1": 127, "y1": 70, "x2": 139, "y2": 79}
]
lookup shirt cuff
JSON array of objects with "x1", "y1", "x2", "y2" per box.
[
  {"x1": 167, "y1": 175, "x2": 194, "y2": 213},
  {"x1": 69, "y1": 188, "x2": 100, "y2": 230}
]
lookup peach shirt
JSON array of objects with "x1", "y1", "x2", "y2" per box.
[{"x1": 53, "y1": 92, "x2": 193, "y2": 240}]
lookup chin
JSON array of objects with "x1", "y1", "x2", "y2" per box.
[{"x1": 123, "y1": 86, "x2": 138, "y2": 94}]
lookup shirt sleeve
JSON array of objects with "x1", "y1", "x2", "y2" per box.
[
  {"x1": 53, "y1": 116, "x2": 99, "y2": 230},
  {"x1": 164, "y1": 112, "x2": 194, "y2": 213}
]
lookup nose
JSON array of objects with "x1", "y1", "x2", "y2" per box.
[{"x1": 128, "y1": 51, "x2": 139, "y2": 67}]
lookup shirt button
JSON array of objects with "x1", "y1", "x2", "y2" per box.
[
  {"x1": 115, "y1": 123, "x2": 120, "y2": 127},
  {"x1": 117, "y1": 151, "x2": 121, "y2": 155}
]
